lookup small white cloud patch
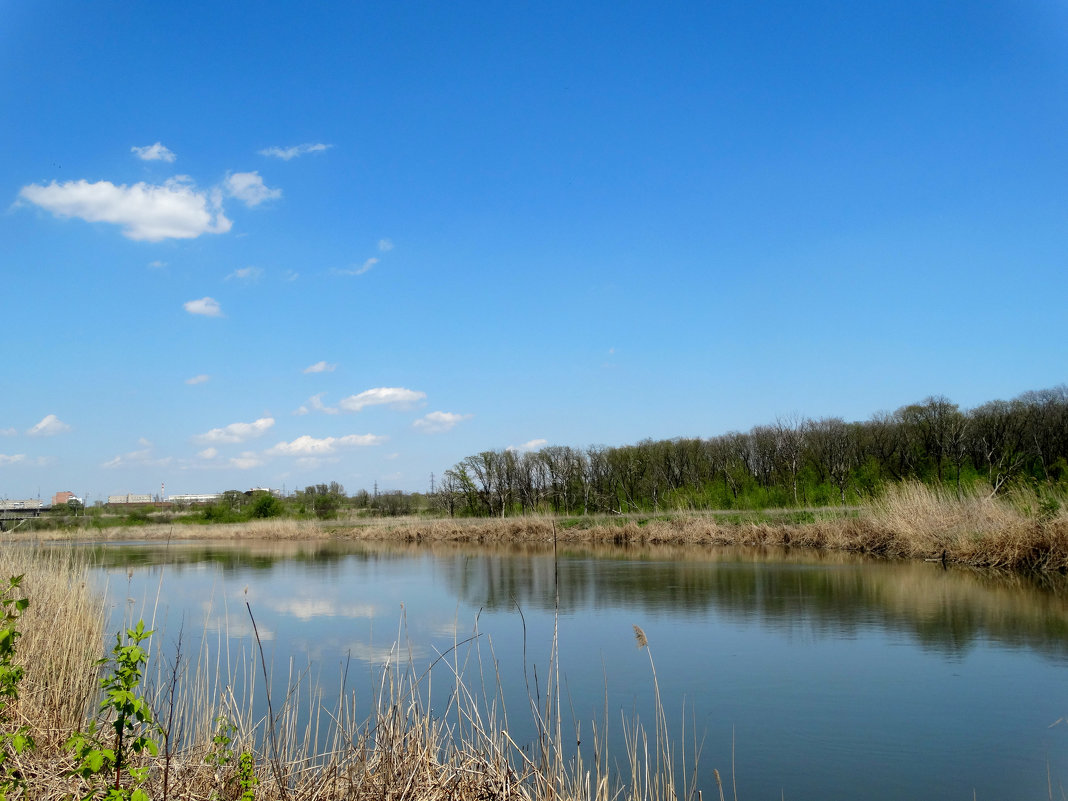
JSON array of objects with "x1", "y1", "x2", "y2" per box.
[
  {"x1": 131, "y1": 142, "x2": 177, "y2": 162},
  {"x1": 338, "y1": 387, "x2": 426, "y2": 413},
  {"x1": 27, "y1": 414, "x2": 71, "y2": 437},
  {"x1": 0, "y1": 454, "x2": 25, "y2": 466},
  {"x1": 185, "y1": 374, "x2": 210, "y2": 385},
  {"x1": 184, "y1": 297, "x2": 222, "y2": 317},
  {"x1": 378, "y1": 238, "x2": 394, "y2": 252},
  {"x1": 508, "y1": 438, "x2": 548, "y2": 452},
  {"x1": 258, "y1": 143, "x2": 332, "y2": 160},
  {"x1": 225, "y1": 172, "x2": 281, "y2": 207},
  {"x1": 268, "y1": 433, "x2": 386, "y2": 456},
  {"x1": 194, "y1": 417, "x2": 275, "y2": 444},
  {"x1": 226, "y1": 266, "x2": 263, "y2": 282},
  {"x1": 413, "y1": 411, "x2": 471, "y2": 433},
  {"x1": 303, "y1": 361, "x2": 337, "y2": 374}
]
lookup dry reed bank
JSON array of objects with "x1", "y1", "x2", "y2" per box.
[{"x1": 29, "y1": 482, "x2": 1068, "y2": 573}]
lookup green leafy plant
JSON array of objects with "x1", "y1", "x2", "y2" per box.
[
  {"x1": 205, "y1": 717, "x2": 257, "y2": 801},
  {"x1": 236, "y1": 751, "x2": 257, "y2": 801},
  {"x1": 0, "y1": 575, "x2": 33, "y2": 800},
  {"x1": 67, "y1": 620, "x2": 160, "y2": 801}
]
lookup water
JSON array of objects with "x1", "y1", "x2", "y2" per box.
[{"x1": 80, "y1": 538, "x2": 1068, "y2": 800}]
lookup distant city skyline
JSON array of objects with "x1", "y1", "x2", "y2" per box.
[{"x1": 3, "y1": 1, "x2": 1066, "y2": 499}]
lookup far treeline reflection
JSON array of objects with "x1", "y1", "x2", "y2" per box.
[{"x1": 77, "y1": 540, "x2": 1068, "y2": 662}]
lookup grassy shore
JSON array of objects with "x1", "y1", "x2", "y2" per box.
[{"x1": 19, "y1": 482, "x2": 1068, "y2": 572}]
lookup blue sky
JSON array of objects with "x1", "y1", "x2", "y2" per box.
[{"x1": 2, "y1": 1, "x2": 1066, "y2": 501}]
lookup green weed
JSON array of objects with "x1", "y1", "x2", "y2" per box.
[
  {"x1": 0, "y1": 575, "x2": 33, "y2": 800},
  {"x1": 67, "y1": 620, "x2": 160, "y2": 801}
]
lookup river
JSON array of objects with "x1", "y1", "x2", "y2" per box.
[{"x1": 77, "y1": 538, "x2": 1068, "y2": 800}]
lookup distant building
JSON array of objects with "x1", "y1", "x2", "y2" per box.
[
  {"x1": 52, "y1": 491, "x2": 80, "y2": 506},
  {"x1": 107, "y1": 494, "x2": 153, "y2": 505},
  {"x1": 0, "y1": 499, "x2": 44, "y2": 511},
  {"x1": 167, "y1": 493, "x2": 222, "y2": 505}
]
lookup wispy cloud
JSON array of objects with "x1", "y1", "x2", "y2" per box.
[
  {"x1": 282, "y1": 270, "x2": 299, "y2": 282},
  {"x1": 338, "y1": 387, "x2": 426, "y2": 413},
  {"x1": 267, "y1": 433, "x2": 386, "y2": 456},
  {"x1": 193, "y1": 417, "x2": 275, "y2": 444},
  {"x1": 226, "y1": 266, "x2": 263, "y2": 282},
  {"x1": 378, "y1": 239, "x2": 394, "y2": 252},
  {"x1": 18, "y1": 177, "x2": 231, "y2": 241},
  {"x1": 183, "y1": 297, "x2": 223, "y2": 317},
  {"x1": 0, "y1": 428, "x2": 15, "y2": 437},
  {"x1": 185, "y1": 374, "x2": 210, "y2": 385},
  {"x1": 412, "y1": 411, "x2": 471, "y2": 433},
  {"x1": 0, "y1": 454, "x2": 25, "y2": 466},
  {"x1": 27, "y1": 414, "x2": 71, "y2": 437},
  {"x1": 102, "y1": 441, "x2": 172, "y2": 469},
  {"x1": 264, "y1": 597, "x2": 375, "y2": 621},
  {"x1": 148, "y1": 260, "x2": 167, "y2": 270},
  {"x1": 303, "y1": 361, "x2": 336, "y2": 374},
  {"x1": 259, "y1": 143, "x2": 332, "y2": 161},
  {"x1": 507, "y1": 438, "x2": 548, "y2": 452},
  {"x1": 224, "y1": 171, "x2": 281, "y2": 207},
  {"x1": 197, "y1": 447, "x2": 218, "y2": 459},
  {"x1": 333, "y1": 257, "x2": 378, "y2": 277},
  {"x1": 296, "y1": 393, "x2": 337, "y2": 416},
  {"x1": 228, "y1": 452, "x2": 264, "y2": 470},
  {"x1": 131, "y1": 142, "x2": 176, "y2": 162}
]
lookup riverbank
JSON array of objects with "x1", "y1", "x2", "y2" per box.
[{"x1": 16, "y1": 483, "x2": 1068, "y2": 572}]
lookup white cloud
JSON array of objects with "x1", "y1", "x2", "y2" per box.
[
  {"x1": 148, "y1": 260, "x2": 167, "y2": 270},
  {"x1": 283, "y1": 270, "x2": 299, "y2": 282},
  {"x1": 198, "y1": 447, "x2": 218, "y2": 459},
  {"x1": 225, "y1": 171, "x2": 281, "y2": 207},
  {"x1": 258, "y1": 143, "x2": 332, "y2": 160},
  {"x1": 378, "y1": 238, "x2": 394, "y2": 252},
  {"x1": 0, "y1": 428, "x2": 15, "y2": 437},
  {"x1": 226, "y1": 266, "x2": 263, "y2": 282},
  {"x1": 299, "y1": 393, "x2": 339, "y2": 416},
  {"x1": 268, "y1": 433, "x2": 386, "y2": 456},
  {"x1": 27, "y1": 414, "x2": 71, "y2": 437},
  {"x1": 102, "y1": 439, "x2": 171, "y2": 469},
  {"x1": 0, "y1": 454, "x2": 25, "y2": 466},
  {"x1": 508, "y1": 438, "x2": 548, "y2": 452},
  {"x1": 194, "y1": 417, "x2": 275, "y2": 444},
  {"x1": 184, "y1": 297, "x2": 223, "y2": 317},
  {"x1": 338, "y1": 387, "x2": 426, "y2": 413},
  {"x1": 18, "y1": 177, "x2": 231, "y2": 241},
  {"x1": 303, "y1": 361, "x2": 336, "y2": 374},
  {"x1": 333, "y1": 257, "x2": 378, "y2": 277},
  {"x1": 131, "y1": 142, "x2": 176, "y2": 162},
  {"x1": 265, "y1": 598, "x2": 375, "y2": 621},
  {"x1": 185, "y1": 374, "x2": 210, "y2": 385},
  {"x1": 413, "y1": 411, "x2": 472, "y2": 433},
  {"x1": 229, "y1": 452, "x2": 263, "y2": 470}
]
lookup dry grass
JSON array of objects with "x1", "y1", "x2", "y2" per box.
[
  {"x1": 0, "y1": 544, "x2": 707, "y2": 801},
  {"x1": 16, "y1": 481, "x2": 1068, "y2": 572}
]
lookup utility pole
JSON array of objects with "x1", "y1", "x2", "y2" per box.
[{"x1": 429, "y1": 472, "x2": 435, "y2": 494}]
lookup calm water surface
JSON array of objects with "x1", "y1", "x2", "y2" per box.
[{"x1": 79, "y1": 539, "x2": 1068, "y2": 801}]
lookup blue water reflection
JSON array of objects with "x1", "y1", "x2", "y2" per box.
[{"x1": 77, "y1": 539, "x2": 1068, "y2": 801}]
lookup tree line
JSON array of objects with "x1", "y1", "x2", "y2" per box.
[{"x1": 433, "y1": 386, "x2": 1068, "y2": 517}]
